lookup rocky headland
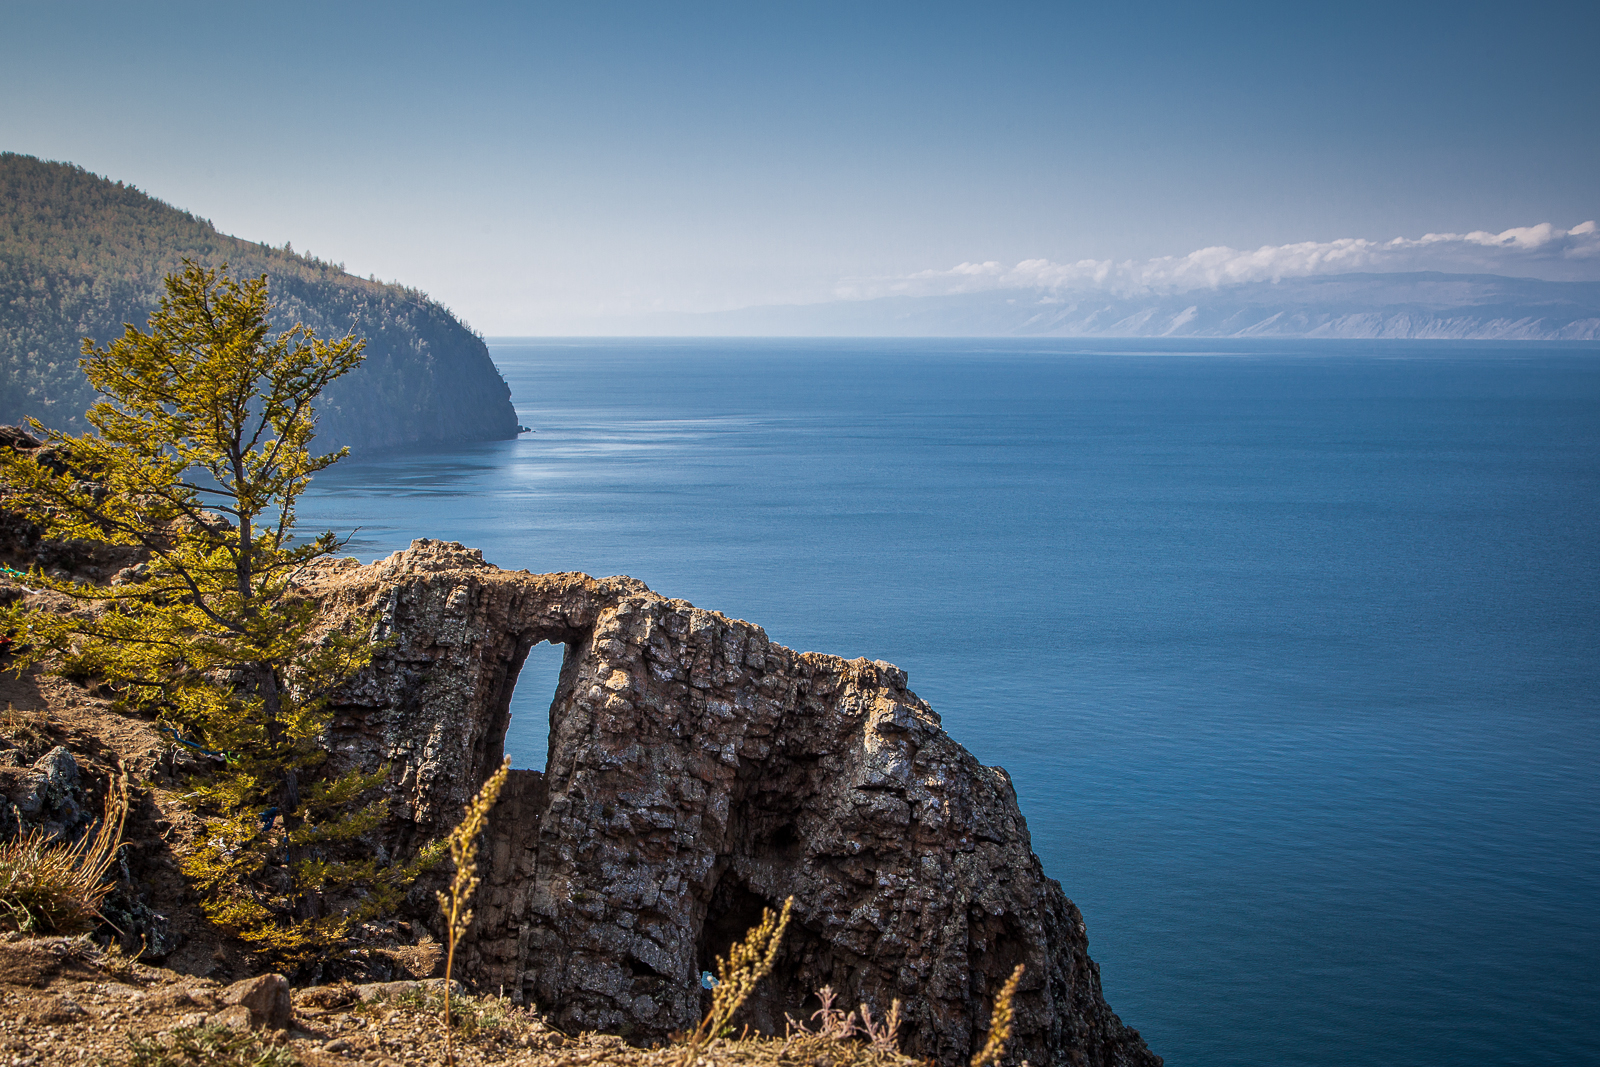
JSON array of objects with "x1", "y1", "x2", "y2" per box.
[
  {"x1": 0, "y1": 522, "x2": 1161, "y2": 1066},
  {"x1": 296, "y1": 540, "x2": 1160, "y2": 1067},
  {"x1": 0, "y1": 153, "x2": 522, "y2": 453}
]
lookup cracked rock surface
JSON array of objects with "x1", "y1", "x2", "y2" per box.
[{"x1": 304, "y1": 540, "x2": 1161, "y2": 1067}]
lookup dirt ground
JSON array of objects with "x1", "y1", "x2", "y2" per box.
[{"x1": 0, "y1": 935, "x2": 922, "y2": 1067}]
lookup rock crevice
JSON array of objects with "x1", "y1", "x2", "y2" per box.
[{"x1": 305, "y1": 539, "x2": 1159, "y2": 1067}]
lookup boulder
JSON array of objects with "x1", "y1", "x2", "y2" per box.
[{"x1": 3, "y1": 745, "x2": 87, "y2": 841}]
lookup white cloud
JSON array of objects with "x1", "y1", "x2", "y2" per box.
[{"x1": 838, "y1": 221, "x2": 1600, "y2": 300}]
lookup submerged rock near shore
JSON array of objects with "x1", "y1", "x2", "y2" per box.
[{"x1": 304, "y1": 540, "x2": 1161, "y2": 1067}]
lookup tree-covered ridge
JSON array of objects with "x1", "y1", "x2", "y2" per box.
[{"x1": 0, "y1": 153, "x2": 520, "y2": 450}]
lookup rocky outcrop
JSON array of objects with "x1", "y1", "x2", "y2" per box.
[
  {"x1": 0, "y1": 746, "x2": 89, "y2": 843},
  {"x1": 303, "y1": 540, "x2": 1160, "y2": 1067}
]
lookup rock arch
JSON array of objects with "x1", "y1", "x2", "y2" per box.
[{"x1": 306, "y1": 540, "x2": 1160, "y2": 1067}]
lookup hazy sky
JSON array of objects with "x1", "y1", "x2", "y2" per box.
[{"x1": 3, "y1": 1, "x2": 1596, "y2": 332}]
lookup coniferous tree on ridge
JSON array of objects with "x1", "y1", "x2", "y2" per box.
[{"x1": 0, "y1": 262, "x2": 440, "y2": 965}]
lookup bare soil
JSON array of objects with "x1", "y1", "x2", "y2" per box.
[{"x1": 0, "y1": 936, "x2": 921, "y2": 1067}]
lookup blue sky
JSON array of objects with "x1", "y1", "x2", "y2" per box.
[{"x1": 2, "y1": 1, "x2": 1595, "y2": 331}]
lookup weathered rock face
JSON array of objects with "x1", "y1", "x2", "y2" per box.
[
  {"x1": 306, "y1": 540, "x2": 1160, "y2": 1067},
  {"x1": 0, "y1": 746, "x2": 88, "y2": 842}
]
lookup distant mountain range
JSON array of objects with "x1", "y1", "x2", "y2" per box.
[
  {"x1": 620, "y1": 272, "x2": 1600, "y2": 339},
  {"x1": 0, "y1": 154, "x2": 521, "y2": 451}
]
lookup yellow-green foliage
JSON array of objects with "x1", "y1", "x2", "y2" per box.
[
  {"x1": 686, "y1": 896, "x2": 795, "y2": 1054},
  {"x1": 0, "y1": 264, "x2": 432, "y2": 965},
  {"x1": 181, "y1": 764, "x2": 444, "y2": 964},
  {"x1": 0, "y1": 774, "x2": 128, "y2": 933},
  {"x1": 437, "y1": 756, "x2": 511, "y2": 1067}
]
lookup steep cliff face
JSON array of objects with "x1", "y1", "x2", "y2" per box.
[
  {"x1": 305, "y1": 541, "x2": 1161, "y2": 1067},
  {"x1": 0, "y1": 153, "x2": 520, "y2": 452}
]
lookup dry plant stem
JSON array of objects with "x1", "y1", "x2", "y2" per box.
[
  {"x1": 0, "y1": 766, "x2": 129, "y2": 933},
  {"x1": 970, "y1": 964, "x2": 1025, "y2": 1067},
  {"x1": 437, "y1": 756, "x2": 511, "y2": 1067},
  {"x1": 782, "y1": 983, "x2": 903, "y2": 1054},
  {"x1": 860, "y1": 998, "x2": 904, "y2": 1053},
  {"x1": 684, "y1": 896, "x2": 794, "y2": 1059}
]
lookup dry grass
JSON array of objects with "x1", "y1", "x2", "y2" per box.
[
  {"x1": 127, "y1": 1023, "x2": 300, "y2": 1067},
  {"x1": 684, "y1": 896, "x2": 794, "y2": 1056},
  {"x1": 0, "y1": 936, "x2": 928, "y2": 1067},
  {"x1": 969, "y1": 964, "x2": 1024, "y2": 1067},
  {"x1": 437, "y1": 755, "x2": 512, "y2": 1067},
  {"x1": 0, "y1": 701, "x2": 54, "y2": 760},
  {"x1": 0, "y1": 768, "x2": 128, "y2": 933}
]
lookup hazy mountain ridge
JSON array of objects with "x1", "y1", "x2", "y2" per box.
[
  {"x1": 0, "y1": 154, "x2": 521, "y2": 450},
  {"x1": 634, "y1": 272, "x2": 1600, "y2": 339}
]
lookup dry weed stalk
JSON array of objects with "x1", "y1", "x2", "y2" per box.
[
  {"x1": 0, "y1": 702, "x2": 53, "y2": 758},
  {"x1": 859, "y1": 998, "x2": 905, "y2": 1053},
  {"x1": 970, "y1": 963, "x2": 1025, "y2": 1067},
  {"x1": 684, "y1": 895, "x2": 794, "y2": 1058},
  {"x1": 788, "y1": 984, "x2": 857, "y2": 1041},
  {"x1": 0, "y1": 768, "x2": 129, "y2": 933},
  {"x1": 436, "y1": 756, "x2": 511, "y2": 1067},
  {"x1": 782, "y1": 983, "x2": 905, "y2": 1054}
]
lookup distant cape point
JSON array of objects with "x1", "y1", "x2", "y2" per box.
[{"x1": 0, "y1": 153, "x2": 521, "y2": 452}]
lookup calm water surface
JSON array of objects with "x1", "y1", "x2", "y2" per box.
[{"x1": 299, "y1": 339, "x2": 1600, "y2": 1067}]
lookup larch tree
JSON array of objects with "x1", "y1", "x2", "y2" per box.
[{"x1": 0, "y1": 262, "x2": 437, "y2": 966}]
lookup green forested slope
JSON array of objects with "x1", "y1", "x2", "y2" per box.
[{"x1": 0, "y1": 153, "x2": 520, "y2": 451}]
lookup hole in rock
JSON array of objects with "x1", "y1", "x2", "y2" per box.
[
  {"x1": 695, "y1": 874, "x2": 842, "y2": 1035},
  {"x1": 698, "y1": 877, "x2": 774, "y2": 979},
  {"x1": 502, "y1": 639, "x2": 569, "y2": 771},
  {"x1": 768, "y1": 823, "x2": 802, "y2": 859},
  {"x1": 628, "y1": 955, "x2": 666, "y2": 980}
]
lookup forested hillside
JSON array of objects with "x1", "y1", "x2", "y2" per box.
[{"x1": 0, "y1": 153, "x2": 521, "y2": 451}]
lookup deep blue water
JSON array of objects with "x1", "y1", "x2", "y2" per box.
[{"x1": 298, "y1": 339, "x2": 1600, "y2": 1067}]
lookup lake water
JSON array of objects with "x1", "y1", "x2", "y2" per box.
[{"x1": 298, "y1": 338, "x2": 1600, "y2": 1067}]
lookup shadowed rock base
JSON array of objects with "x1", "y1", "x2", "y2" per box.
[{"x1": 306, "y1": 540, "x2": 1161, "y2": 1067}]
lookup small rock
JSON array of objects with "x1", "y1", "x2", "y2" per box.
[
  {"x1": 352, "y1": 977, "x2": 462, "y2": 1002},
  {"x1": 322, "y1": 1037, "x2": 353, "y2": 1053},
  {"x1": 219, "y1": 973, "x2": 292, "y2": 1030},
  {"x1": 209, "y1": 1004, "x2": 254, "y2": 1032}
]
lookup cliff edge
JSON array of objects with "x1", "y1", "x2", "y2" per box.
[{"x1": 302, "y1": 540, "x2": 1161, "y2": 1067}]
